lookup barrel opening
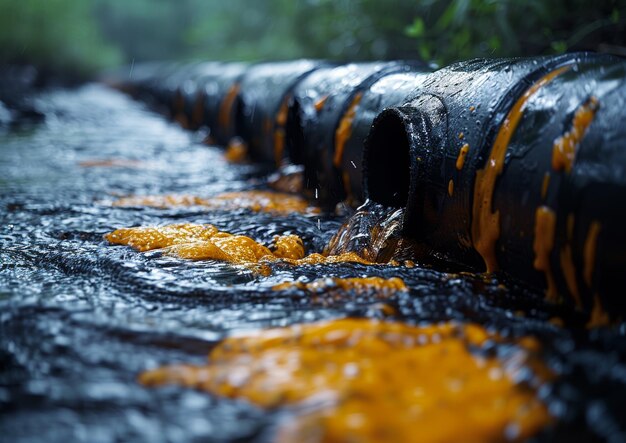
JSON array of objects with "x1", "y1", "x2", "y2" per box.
[
  {"x1": 285, "y1": 99, "x2": 306, "y2": 165},
  {"x1": 365, "y1": 110, "x2": 411, "y2": 208}
]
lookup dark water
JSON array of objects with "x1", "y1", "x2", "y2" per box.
[{"x1": 1, "y1": 85, "x2": 626, "y2": 442}]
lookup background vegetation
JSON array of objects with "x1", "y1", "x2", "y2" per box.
[{"x1": 1, "y1": 0, "x2": 624, "y2": 74}]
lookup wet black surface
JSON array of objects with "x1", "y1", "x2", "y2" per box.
[{"x1": 1, "y1": 84, "x2": 626, "y2": 442}]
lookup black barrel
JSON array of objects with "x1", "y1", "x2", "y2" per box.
[
  {"x1": 156, "y1": 61, "x2": 207, "y2": 122},
  {"x1": 233, "y1": 60, "x2": 327, "y2": 165},
  {"x1": 337, "y1": 70, "x2": 431, "y2": 207},
  {"x1": 118, "y1": 61, "x2": 181, "y2": 112},
  {"x1": 173, "y1": 61, "x2": 223, "y2": 129},
  {"x1": 136, "y1": 62, "x2": 190, "y2": 117},
  {"x1": 101, "y1": 61, "x2": 165, "y2": 99},
  {"x1": 196, "y1": 62, "x2": 249, "y2": 145},
  {"x1": 364, "y1": 52, "x2": 626, "y2": 318},
  {"x1": 285, "y1": 61, "x2": 428, "y2": 208}
]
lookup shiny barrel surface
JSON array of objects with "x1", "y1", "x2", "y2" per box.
[{"x1": 364, "y1": 53, "x2": 626, "y2": 316}]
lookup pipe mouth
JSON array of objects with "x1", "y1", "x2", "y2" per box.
[
  {"x1": 285, "y1": 98, "x2": 306, "y2": 165},
  {"x1": 364, "y1": 108, "x2": 412, "y2": 208}
]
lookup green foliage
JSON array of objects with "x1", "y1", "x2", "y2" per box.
[
  {"x1": 0, "y1": 0, "x2": 624, "y2": 73},
  {"x1": 0, "y1": 0, "x2": 121, "y2": 74},
  {"x1": 401, "y1": 0, "x2": 626, "y2": 66},
  {"x1": 279, "y1": 0, "x2": 626, "y2": 65},
  {"x1": 182, "y1": 0, "x2": 302, "y2": 61},
  {"x1": 287, "y1": 0, "x2": 423, "y2": 60},
  {"x1": 93, "y1": 0, "x2": 202, "y2": 63}
]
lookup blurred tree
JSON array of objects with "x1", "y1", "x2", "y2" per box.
[
  {"x1": 94, "y1": 0, "x2": 197, "y2": 62},
  {"x1": 0, "y1": 0, "x2": 624, "y2": 73},
  {"x1": 289, "y1": 0, "x2": 423, "y2": 60},
  {"x1": 403, "y1": 0, "x2": 626, "y2": 65},
  {"x1": 286, "y1": 0, "x2": 626, "y2": 65},
  {"x1": 0, "y1": 0, "x2": 121, "y2": 74},
  {"x1": 183, "y1": 0, "x2": 302, "y2": 61}
]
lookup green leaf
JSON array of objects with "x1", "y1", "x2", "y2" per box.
[
  {"x1": 405, "y1": 17, "x2": 425, "y2": 37},
  {"x1": 419, "y1": 42, "x2": 431, "y2": 60},
  {"x1": 551, "y1": 40, "x2": 567, "y2": 53}
]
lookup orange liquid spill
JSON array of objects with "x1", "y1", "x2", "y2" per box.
[{"x1": 140, "y1": 318, "x2": 552, "y2": 443}]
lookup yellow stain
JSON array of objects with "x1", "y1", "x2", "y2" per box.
[
  {"x1": 79, "y1": 159, "x2": 143, "y2": 168},
  {"x1": 112, "y1": 190, "x2": 318, "y2": 215},
  {"x1": 105, "y1": 223, "x2": 374, "y2": 272},
  {"x1": 272, "y1": 276, "x2": 407, "y2": 296},
  {"x1": 140, "y1": 318, "x2": 552, "y2": 443}
]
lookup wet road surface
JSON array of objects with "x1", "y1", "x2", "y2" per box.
[{"x1": 2, "y1": 85, "x2": 626, "y2": 442}]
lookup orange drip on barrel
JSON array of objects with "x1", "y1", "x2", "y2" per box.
[
  {"x1": 314, "y1": 95, "x2": 329, "y2": 112},
  {"x1": 559, "y1": 214, "x2": 583, "y2": 309},
  {"x1": 273, "y1": 95, "x2": 291, "y2": 167},
  {"x1": 218, "y1": 83, "x2": 240, "y2": 132},
  {"x1": 333, "y1": 93, "x2": 363, "y2": 168},
  {"x1": 583, "y1": 221, "x2": 601, "y2": 287},
  {"x1": 472, "y1": 66, "x2": 570, "y2": 272},
  {"x1": 456, "y1": 144, "x2": 470, "y2": 170},
  {"x1": 552, "y1": 97, "x2": 599, "y2": 174},
  {"x1": 588, "y1": 294, "x2": 610, "y2": 328},
  {"x1": 533, "y1": 206, "x2": 558, "y2": 302}
]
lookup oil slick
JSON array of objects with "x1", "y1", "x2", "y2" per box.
[
  {"x1": 140, "y1": 319, "x2": 552, "y2": 443},
  {"x1": 105, "y1": 223, "x2": 374, "y2": 274},
  {"x1": 111, "y1": 190, "x2": 319, "y2": 215},
  {"x1": 272, "y1": 276, "x2": 408, "y2": 296},
  {"x1": 79, "y1": 158, "x2": 144, "y2": 168},
  {"x1": 104, "y1": 198, "x2": 422, "y2": 273}
]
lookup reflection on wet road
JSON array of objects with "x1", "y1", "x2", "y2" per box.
[{"x1": 1, "y1": 85, "x2": 626, "y2": 442}]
